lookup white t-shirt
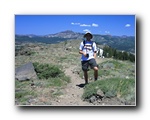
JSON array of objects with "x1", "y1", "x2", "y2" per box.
[{"x1": 79, "y1": 40, "x2": 97, "y2": 61}]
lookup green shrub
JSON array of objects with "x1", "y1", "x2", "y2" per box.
[
  {"x1": 82, "y1": 78, "x2": 135, "y2": 101},
  {"x1": 99, "y1": 60, "x2": 124, "y2": 69},
  {"x1": 15, "y1": 89, "x2": 37, "y2": 104},
  {"x1": 33, "y1": 62, "x2": 63, "y2": 79},
  {"x1": 45, "y1": 78, "x2": 63, "y2": 87},
  {"x1": 32, "y1": 62, "x2": 70, "y2": 87}
]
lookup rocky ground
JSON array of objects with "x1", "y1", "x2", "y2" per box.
[
  {"x1": 50, "y1": 65, "x2": 92, "y2": 106},
  {"x1": 15, "y1": 40, "x2": 135, "y2": 106},
  {"x1": 50, "y1": 64, "x2": 127, "y2": 106}
]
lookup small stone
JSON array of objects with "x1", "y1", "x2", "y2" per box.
[
  {"x1": 97, "y1": 89, "x2": 104, "y2": 97},
  {"x1": 89, "y1": 96, "x2": 97, "y2": 103}
]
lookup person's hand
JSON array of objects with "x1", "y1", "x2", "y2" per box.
[
  {"x1": 94, "y1": 53, "x2": 96, "y2": 59},
  {"x1": 83, "y1": 52, "x2": 87, "y2": 57}
]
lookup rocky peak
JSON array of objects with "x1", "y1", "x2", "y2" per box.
[{"x1": 46, "y1": 30, "x2": 81, "y2": 39}]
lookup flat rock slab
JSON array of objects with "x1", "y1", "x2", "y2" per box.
[{"x1": 15, "y1": 62, "x2": 37, "y2": 81}]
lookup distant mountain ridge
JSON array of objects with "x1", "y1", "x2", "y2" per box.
[
  {"x1": 45, "y1": 30, "x2": 83, "y2": 39},
  {"x1": 15, "y1": 30, "x2": 135, "y2": 53}
]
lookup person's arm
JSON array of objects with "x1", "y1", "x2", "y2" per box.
[
  {"x1": 79, "y1": 50, "x2": 87, "y2": 57},
  {"x1": 79, "y1": 42, "x2": 87, "y2": 57},
  {"x1": 93, "y1": 42, "x2": 97, "y2": 59},
  {"x1": 93, "y1": 51, "x2": 97, "y2": 59}
]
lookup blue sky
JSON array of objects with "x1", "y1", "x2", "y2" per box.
[{"x1": 15, "y1": 15, "x2": 135, "y2": 36}]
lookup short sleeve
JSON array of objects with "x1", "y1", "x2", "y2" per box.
[
  {"x1": 93, "y1": 42, "x2": 97, "y2": 52},
  {"x1": 79, "y1": 42, "x2": 84, "y2": 50}
]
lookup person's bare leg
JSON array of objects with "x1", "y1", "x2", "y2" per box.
[
  {"x1": 93, "y1": 67, "x2": 98, "y2": 81},
  {"x1": 84, "y1": 71, "x2": 88, "y2": 84}
]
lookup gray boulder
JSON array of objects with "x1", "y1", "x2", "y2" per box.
[{"x1": 15, "y1": 62, "x2": 37, "y2": 81}]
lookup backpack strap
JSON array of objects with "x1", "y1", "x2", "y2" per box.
[
  {"x1": 83, "y1": 40, "x2": 85, "y2": 46},
  {"x1": 82, "y1": 40, "x2": 94, "y2": 51}
]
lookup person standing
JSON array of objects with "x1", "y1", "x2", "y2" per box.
[{"x1": 79, "y1": 33, "x2": 98, "y2": 84}]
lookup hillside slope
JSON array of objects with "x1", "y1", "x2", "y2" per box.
[{"x1": 15, "y1": 40, "x2": 135, "y2": 106}]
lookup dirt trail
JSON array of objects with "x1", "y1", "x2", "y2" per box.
[
  {"x1": 51, "y1": 65, "x2": 92, "y2": 106},
  {"x1": 51, "y1": 58, "x2": 104, "y2": 106}
]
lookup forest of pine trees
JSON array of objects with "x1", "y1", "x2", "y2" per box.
[{"x1": 102, "y1": 45, "x2": 135, "y2": 62}]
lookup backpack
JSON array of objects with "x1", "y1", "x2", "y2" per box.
[{"x1": 82, "y1": 40, "x2": 95, "y2": 52}]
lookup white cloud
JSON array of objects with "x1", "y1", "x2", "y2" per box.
[
  {"x1": 80, "y1": 24, "x2": 91, "y2": 27},
  {"x1": 105, "y1": 31, "x2": 110, "y2": 34},
  {"x1": 72, "y1": 22, "x2": 99, "y2": 27},
  {"x1": 125, "y1": 24, "x2": 131, "y2": 27},
  {"x1": 71, "y1": 22, "x2": 80, "y2": 25},
  {"x1": 92, "y1": 23, "x2": 99, "y2": 27},
  {"x1": 71, "y1": 22, "x2": 99, "y2": 28},
  {"x1": 83, "y1": 29, "x2": 91, "y2": 33}
]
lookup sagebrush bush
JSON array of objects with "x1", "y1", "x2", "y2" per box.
[
  {"x1": 82, "y1": 78, "x2": 135, "y2": 101},
  {"x1": 33, "y1": 62, "x2": 63, "y2": 79}
]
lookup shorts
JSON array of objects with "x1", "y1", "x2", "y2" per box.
[{"x1": 81, "y1": 58, "x2": 97, "y2": 71}]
